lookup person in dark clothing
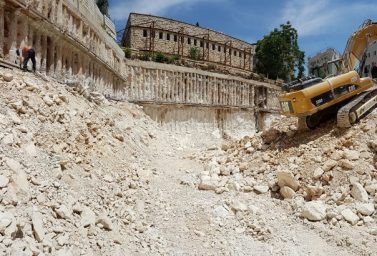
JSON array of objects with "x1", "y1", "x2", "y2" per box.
[
  {"x1": 371, "y1": 62, "x2": 377, "y2": 79},
  {"x1": 16, "y1": 46, "x2": 36, "y2": 72}
]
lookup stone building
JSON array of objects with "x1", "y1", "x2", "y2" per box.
[
  {"x1": 121, "y1": 13, "x2": 256, "y2": 74},
  {"x1": 308, "y1": 48, "x2": 341, "y2": 78}
]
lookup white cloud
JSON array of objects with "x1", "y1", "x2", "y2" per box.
[
  {"x1": 110, "y1": 0, "x2": 218, "y2": 21},
  {"x1": 280, "y1": 0, "x2": 377, "y2": 37}
]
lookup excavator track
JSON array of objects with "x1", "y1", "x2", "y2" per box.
[{"x1": 337, "y1": 87, "x2": 377, "y2": 128}]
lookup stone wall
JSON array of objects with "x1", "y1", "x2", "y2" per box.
[
  {"x1": 143, "y1": 105, "x2": 258, "y2": 142},
  {"x1": 0, "y1": 0, "x2": 123, "y2": 90},
  {"x1": 100, "y1": 59, "x2": 281, "y2": 135},
  {"x1": 121, "y1": 13, "x2": 255, "y2": 72},
  {"x1": 103, "y1": 59, "x2": 281, "y2": 111}
]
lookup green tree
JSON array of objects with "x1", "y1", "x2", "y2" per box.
[
  {"x1": 255, "y1": 22, "x2": 305, "y2": 81},
  {"x1": 189, "y1": 47, "x2": 200, "y2": 60},
  {"x1": 96, "y1": 0, "x2": 109, "y2": 17}
]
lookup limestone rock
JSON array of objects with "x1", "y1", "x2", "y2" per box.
[
  {"x1": 244, "y1": 142, "x2": 251, "y2": 149},
  {"x1": 341, "y1": 209, "x2": 359, "y2": 225},
  {"x1": 280, "y1": 186, "x2": 296, "y2": 199},
  {"x1": 2, "y1": 133, "x2": 14, "y2": 145},
  {"x1": 351, "y1": 183, "x2": 369, "y2": 202},
  {"x1": 54, "y1": 205, "x2": 71, "y2": 219},
  {"x1": 212, "y1": 205, "x2": 229, "y2": 219},
  {"x1": 80, "y1": 207, "x2": 96, "y2": 227},
  {"x1": 230, "y1": 200, "x2": 248, "y2": 212},
  {"x1": 356, "y1": 203, "x2": 375, "y2": 216},
  {"x1": 254, "y1": 185, "x2": 269, "y2": 194},
  {"x1": 103, "y1": 174, "x2": 114, "y2": 183},
  {"x1": 365, "y1": 183, "x2": 377, "y2": 195},
  {"x1": 304, "y1": 186, "x2": 323, "y2": 201},
  {"x1": 96, "y1": 215, "x2": 113, "y2": 230},
  {"x1": 339, "y1": 159, "x2": 354, "y2": 170},
  {"x1": 312, "y1": 168, "x2": 324, "y2": 179},
  {"x1": 0, "y1": 212, "x2": 14, "y2": 233},
  {"x1": 368, "y1": 140, "x2": 377, "y2": 153},
  {"x1": 301, "y1": 201, "x2": 326, "y2": 221},
  {"x1": 0, "y1": 175, "x2": 9, "y2": 188},
  {"x1": 42, "y1": 95, "x2": 54, "y2": 106},
  {"x1": 5, "y1": 157, "x2": 29, "y2": 196},
  {"x1": 277, "y1": 171, "x2": 299, "y2": 191},
  {"x1": 239, "y1": 162, "x2": 249, "y2": 171},
  {"x1": 23, "y1": 77, "x2": 40, "y2": 90},
  {"x1": 261, "y1": 128, "x2": 280, "y2": 144},
  {"x1": 2, "y1": 73, "x2": 14, "y2": 82},
  {"x1": 343, "y1": 150, "x2": 360, "y2": 161},
  {"x1": 198, "y1": 176, "x2": 217, "y2": 191},
  {"x1": 32, "y1": 211, "x2": 45, "y2": 242},
  {"x1": 323, "y1": 160, "x2": 337, "y2": 172}
]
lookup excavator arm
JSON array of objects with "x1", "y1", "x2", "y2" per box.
[{"x1": 342, "y1": 20, "x2": 377, "y2": 73}]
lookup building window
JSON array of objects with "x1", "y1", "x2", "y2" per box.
[
  {"x1": 239, "y1": 52, "x2": 242, "y2": 58},
  {"x1": 234, "y1": 50, "x2": 237, "y2": 56},
  {"x1": 200, "y1": 41, "x2": 204, "y2": 47},
  {"x1": 159, "y1": 32, "x2": 163, "y2": 39},
  {"x1": 224, "y1": 47, "x2": 226, "y2": 53},
  {"x1": 181, "y1": 37, "x2": 184, "y2": 43},
  {"x1": 167, "y1": 33, "x2": 170, "y2": 40},
  {"x1": 206, "y1": 42, "x2": 209, "y2": 49},
  {"x1": 374, "y1": 51, "x2": 376, "y2": 56},
  {"x1": 218, "y1": 45, "x2": 221, "y2": 52},
  {"x1": 194, "y1": 39, "x2": 197, "y2": 46},
  {"x1": 143, "y1": 29, "x2": 148, "y2": 37},
  {"x1": 174, "y1": 35, "x2": 177, "y2": 42},
  {"x1": 212, "y1": 44, "x2": 216, "y2": 50},
  {"x1": 229, "y1": 48, "x2": 231, "y2": 54},
  {"x1": 188, "y1": 38, "x2": 191, "y2": 44},
  {"x1": 151, "y1": 31, "x2": 155, "y2": 38}
]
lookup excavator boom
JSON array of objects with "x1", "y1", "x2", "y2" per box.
[{"x1": 342, "y1": 20, "x2": 377, "y2": 73}]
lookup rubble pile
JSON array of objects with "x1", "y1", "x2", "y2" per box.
[
  {"x1": 1, "y1": 67, "x2": 377, "y2": 255},
  {"x1": 0, "y1": 69, "x2": 159, "y2": 255},
  {"x1": 196, "y1": 112, "x2": 377, "y2": 230}
]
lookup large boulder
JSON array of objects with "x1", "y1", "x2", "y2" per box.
[
  {"x1": 277, "y1": 171, "x2": 299, "y2": 191},
  {"x1": 301, "y1": 201, "x2": 326, "y2": 221}
]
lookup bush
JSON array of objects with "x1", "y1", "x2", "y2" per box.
[
  {"x1": 189, "y1": 47, "x2": 200, "y2": 60},
  {"x1": 168, "y1": 54, "x2": 180, "y2": 64},
  {"x1": 123, "y1": 48, "x2": 132, "y2": 58},
  {"x1": 154, "y1": 52, "x2": 169, "y2": 63},
  {"x1": 207, "y1": 63, "x2": 216, "y2": 70},
  {"x1": 140, "y1": 52, "x2": 152, "y2": 61}
]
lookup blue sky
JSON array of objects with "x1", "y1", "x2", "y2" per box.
[{"x1": 108, "y1": 0, "x2": 377, "y2": 62}]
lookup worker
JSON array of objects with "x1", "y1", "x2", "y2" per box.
[
  {"x1": 16, "y1": 45, "x2": 36, "y2": 72},
  {"x1": 371, "y1": 62, "x2": 377, "y2": 79}
]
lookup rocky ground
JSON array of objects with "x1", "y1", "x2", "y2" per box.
[{"x1": 0, "y1": 67, "x2": 376, "y2": 255}]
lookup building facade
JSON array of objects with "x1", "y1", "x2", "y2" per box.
[
  {"x1": 121, "y1": 13, "x2": 256, "y2": 73},
  {"x1": 308, "y1": 48, "x2": 341, "y2": 78},
  {"x1": 362, "y1": 40, "x2": 377, "y2": 77}
]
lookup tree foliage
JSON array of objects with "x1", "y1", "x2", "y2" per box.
[
  {"x1": 255, "y1": 22, "x2": 305, "y2": 81},
  {"x1": 96, "y1": 0, "x2": 109, "y2": 17},
  {"x1": 189, "y1": 47, "x2": 201, "y2": 60}
]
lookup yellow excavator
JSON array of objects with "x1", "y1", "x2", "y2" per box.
[{"x1": 279, "y1": 20, "x2": 377, "y2": 129}]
